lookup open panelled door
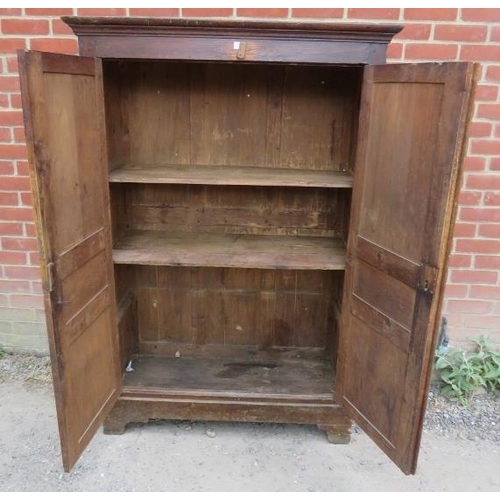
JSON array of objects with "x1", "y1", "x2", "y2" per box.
[
  {"x1": 18, "y1": 51, "x2": 121, "y2": 472},
  {"x1": 337, "y1": 63, "x2": 476, "y2": 475}
]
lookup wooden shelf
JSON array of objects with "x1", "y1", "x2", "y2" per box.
[
  {"x1": 109, "y1": 164, "x2": 353, "y2": 189},
  {"x1": 122, "y1": 350, "x2": 335, "y2": 401},
  {"x1": 113, "y1": 230, "x2": 346, "y2": 270}
]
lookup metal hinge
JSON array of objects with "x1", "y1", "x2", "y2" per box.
[
  {"x1": 46, "y1": 261, "x2": 55, "y2": 293},
  {"x1": 417, "y1": 263, "x2": 439, "y2": 298}
]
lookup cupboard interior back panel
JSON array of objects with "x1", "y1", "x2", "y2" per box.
[
  {"x1": 103, "y1": 61, "x2": 362, "y2": 172},
  {"x1": 119, "y1": 266, "x2": 343, "y2": 357}
]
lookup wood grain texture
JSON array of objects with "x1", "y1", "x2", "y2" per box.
[
  {"x1": 109, "y1": 164, "x2": 354, "y2": 188},
  {"x1": 103, "y1": 61, "x2": 361, "y2": 173},
  {"x1": 337, "y1": 62, "x2": 477, "y2": 475},
  {"x1": 113, "y1": 231, "x2": 346, "y2": 270},
  {"x1": 18, "y1": 50, "x2": 121, "y2": 472},
  {"x1": 130, "y1": 267, "x2": 341, "y2": 350}
]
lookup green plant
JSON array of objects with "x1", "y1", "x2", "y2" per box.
[
  {"x1": 0, "y1": 344, "x2": 4, "y2": 359},
  {"x1": 435, "y1": 336, "x2": 500, "y2": 404}
]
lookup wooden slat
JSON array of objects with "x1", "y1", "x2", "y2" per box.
[
  {"x1": 109, "y1": 164, "x2": 354, "y2": 188},
  {"x1": 122, "y1": 351, "x2": 335, "y2": 400},
  {"x1": 113, "y1": 230, "x2": 346, "y2": 270}
]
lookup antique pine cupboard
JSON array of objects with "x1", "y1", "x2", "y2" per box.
[{"x1": 18, "y1": 17, "x2": 476, "y2": 475}]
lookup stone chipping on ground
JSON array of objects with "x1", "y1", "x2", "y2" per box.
[{"x1": 1, "y1": 353, "x2": 499, "y2": 442}]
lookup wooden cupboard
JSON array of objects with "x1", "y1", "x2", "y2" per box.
[{"x1": 18, "y1": 17, "x2": 477, "y2": 475}]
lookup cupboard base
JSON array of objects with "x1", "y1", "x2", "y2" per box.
[{"x1": 103, "y1": 396, "x2": 352, "y2": 443}]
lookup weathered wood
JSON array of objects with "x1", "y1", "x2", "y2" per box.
[
  {"x1": 64, "y1": 17, "x2": 401, "y2": 65},
  {"x1": 113, "y1": 231, "x2": 346, "y2": 270},
  {"x1": 18, "y1": 50, "x2": 121, "y2": 473},
  {"x1": 109, "y1": 164, "x2": 354, "y2": 188},
  {"x1": 103, "y1": 396, "x2": 352, "y2": 441},
  {"x1": 337, "y1": 62, "x2": 477, "y2": 475}
]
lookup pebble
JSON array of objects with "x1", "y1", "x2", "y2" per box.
[{"x1": 205, "y1": 429, "x2": 216, "y2": 438}]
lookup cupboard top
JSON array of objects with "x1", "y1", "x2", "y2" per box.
[{"x1": 62, "y1": 16, "x2": 403, "y2": 64}]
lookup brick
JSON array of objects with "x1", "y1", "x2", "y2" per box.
[
  {"x1": 491, "y1": 158, "x2": 500, "y2": 171},
  {"x1": 129, "y1": 9, "x2": 179, "y2": 17},
  {"x1": 4, "y1": 266, "x2": 41, "y2": 280},
  {"x1": 347, "y1": 8, "x2": 399, "y2": 19},
  {"x1": 0, "y1": 296, "x2": 8, "y2": 307},
  {"x1": 458, "y1": 190, "x2": 481, "y2": 205},
  {"x1": 492, "y1": 26, "x2": 500, "y2": 42},
  {"x1": 237, "y1": 9, "x2": 288, "y2": 17},
  {"x1": 51, "y1": 19, "x2": 74, "y2": 36},
  {"x1": 476, "y1": 255, "x2": 500, "y2": 269},
  {"x1": 486, "y1": 66, "x2": 500, "y2": 83},
  {"x1": 387, "y1": 43, "x2": 403, "y2": 59},
  {"x1": 0, "y1": 111, "x2": 24, "y2": 126},
  {"x1": 0, "y1": 193, "x2": 18, "y2": 206},
  {"x1": 1, "y1": 237, "x2": 38, "y2": 251},
  {"x1": 475, "y1": 85, "x2": 499, "y2": 102},
  {"x1": 434, "y1": 25, "x2": 487, "y2": 42},
  {"x1": 0, "y1": 94, "x2": 9, "y2": 108},
  {"x1": 484, "y1": 193, "x2": 500, "y2": 206},
  {"x1": 478, "y1": 223, "x2": 500, "y2": 237},
  {"x1": 466, "y1": 174, "x2": 500, "y2": 190},
  {"x1": 455, "y1": 238, "x2": 500, "y2": 253},
  {"x1": 20, "y1": 192, "x2": 33, "y2": 206},
  {"x1": 450, "y1": 270, "x2": 498, "y2": 284},
  {"x1": 461, "y1": 45, "x2": 500, "y2": 62},
  {"x1": 10, "y1": 94, "x2": 22, "y2": 110},
  {"x1": 0, "y1": 251, "x2": 26, "y2": 265},
  {"x1": 0, "y1": 175, "x2": 31, "y2": 191},
  {"x1": 11, "y1": 321, "x2": 47, "y2": 336},
  {"x1": 0, "y1": 321, "x2": 12, "y2": 334},
  {"x1": 495, "y1": 123, "x2": 500, "y2": 138},
  {"x1": 395, "y1": 24, "x2": 431, "y2": 40},
  {"x1": 460, "y1": 207, "x2": 500, "y2": 223},
  {"x1": 470, "y1": 139, "x2": 500, "y2": 155},
  {"x1": 0, "y1": 76, "x2": 20, "y2": 92},
  {"x1": 453, "y1": 222, "x2": 476, "y2": 237},
  {"x1": 467, "y1": 121, "x2": 492, "y2": 137},
  {"x1": 0, "y1": 307, "x2": 35, "y2": 321},
  {"x1": 77, "y1": 8, "x2": 127, "y2": 16},
  {"x1": 29, "y1": 251, "x2": 40, "y2": 266},
  {"x1": 447, "y1": 300, "x2": 492, "y2": 314},
  {"x1": 16, "y1": 161, "x2": 29, "y2": 176},
  {"x1": 0, "y1": 38, "x2": 26, "y2": 53},
  {"x1": 1, "y1": 207, "x2": 35, "y2": 222},
  {"x1": 0, "y1": 223, "x2": 23, "y2": 236},
  {"x1": 0, "y1": 280, "x2": 31, "y2": 293},
  {"x1": 405, "y1": 8, "x2": 457, "y2": 20},
  {"x1": 0, "y1": 127, "x2": 11, "y2": 142},
  {"x1": 292, "y1": 9, "x2": 344, "y2": 18},
  {"x1": 13, "y1": 126, "x2": 25, "y2": 143},
  {"x1": 2, "y1": 19, "x2": 50, "y2": 35},
  {"x1": 477, "y1": 104, "x2": 500, "y2": 120},
  {"x1": 25, "y1": 223, "x2": 37, "y2": 237},
  {"x1": 464, "y1": 316, "x2": 500, "y2": 329},
  {"x1": 470, "y1": 285, "x2": 500, "y2": 299},
  {"x1": 448, "y1": 254, "x2": 472, "y2": 268},
  {"x1": 443, "y1": 284, "x2": 469, "y2": 299},
  {"x1": 0, "y1": 9, "x2": 22, "y2": 15},
  {"x1": 31, "y1": 281, "x2": 43, "y2": 295},
  {"x1": 30, "y1": 39, "x2": 78, "y2": 54},
  {"x1": 183, "y1": 8, "x2": 233, "y2": 17},
  {"x1": 25, "y1": 8, "x2": 74, "y2": 15},
  {"x1": 463, "y1": 156, "x2": 486, "y2": 171},
  {"x1": 462, "y1": 8, "x2": 500, "y2": 22},
  {"x1": 9, "y1": 294, "x2": 44, "y2": 309},
  {"x1": 405, "y1": 43, "x2": 458, "y2": 60},
  {"x1": 6, "y1": 56, "x2": 18, "y2": 73},
  {"x1": 0, "y1": 161, "x2": 14, "y2": 175}
]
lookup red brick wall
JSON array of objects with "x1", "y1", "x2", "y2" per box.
[{"x1": 0, "y1": 8, "x2": 499, "y2": 352}]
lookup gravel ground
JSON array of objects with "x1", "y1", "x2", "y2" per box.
[{"x1": 0, "y1": 353, "x2": 499, "y2": 491}]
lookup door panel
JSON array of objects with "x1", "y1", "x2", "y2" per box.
[
  {"x1": 18, "y1": 51, "x2": 121, "y2": 472},
  {"x1": 337, "y1": 63, "x2": 476, "y2": 474}
]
